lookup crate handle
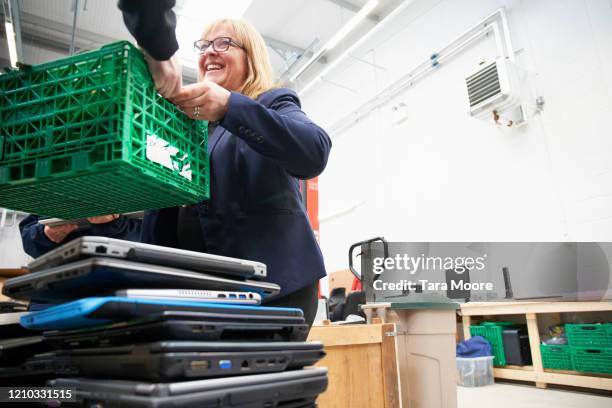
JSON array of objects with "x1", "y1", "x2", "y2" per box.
[
  {"x1": 583, "y1": 349, "x2": 602, "y2": 354},
  {"x1": 579, "y1": 326, "x2": 596, "y2": 331}
]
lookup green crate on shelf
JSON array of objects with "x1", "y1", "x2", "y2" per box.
[
  {"x1": 540, "y1": 344, "x2": 573, "y2": 370},
  {"x1": 470, "y1": 322, "x2": 516, "y2": 367},
  {"x1": 570, "y1": 346, "x2": 612, "y2": 374},
  {"x1": 481, "y1": 322, "x2": 515, "y2": 328},
  {"x1": 566, "y1": 323, "x2": 612, "y2": 348},
  {"x1": 0, "y1": 41, "x2": 208, "y2": 219}
]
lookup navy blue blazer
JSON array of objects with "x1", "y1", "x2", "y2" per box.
[{"x1": 142, "y1": 87, "x2": 331, "y2": 299}]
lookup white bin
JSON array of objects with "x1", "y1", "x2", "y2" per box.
[{"x1": 456, "y1": 356, "x2": 495, "y2": 387}]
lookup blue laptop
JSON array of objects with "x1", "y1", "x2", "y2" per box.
[{"x1": 20, "y1": 297, "x2": 303, "y2": 331}]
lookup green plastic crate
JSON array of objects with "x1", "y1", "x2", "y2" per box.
[
  {"x1": 570, "y1": 346, "x2": 612, "y2": 374},
  {"x1": 540, "y1": 344, "x2": 573, "y2": 370},
  {"x1": 566, "y1": 323, "x2": 612, "y2": 348},
  {"x1": 470, "y1": 322, "x2": 516, "y2": 366},
  {"x1": 0, "y1": 41, "x2": 208, "y2": 219}
]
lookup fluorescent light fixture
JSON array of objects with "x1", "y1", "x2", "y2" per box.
[
  {"x1": 290, "y1": 0, "x2": 378, "y2": 82},
  {"x1": 325, "y1": 0, "x2": 378, "y2": 51},
  {"x1": 299, "y1": 0, "x2": 416, "y2": 95},
  {"x1": 4, "y1": 22, "x2": 18, "y2": 68},
  {"x1": 174, "y1": 0, "x2": 253, "y2": 71}
]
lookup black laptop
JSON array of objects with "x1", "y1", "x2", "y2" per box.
[
  {"x1": 39, "y1": 341, "x2": 325, "y2": 381},
  {"x1": 0, "y1": 358, "x2": 55, "y2": 386},
  {"x1": 47, "y1": 367, "x2": 328, "y2": 408},
  {"x1": 0, "y1": 312, "x2": 36, "y2": 339},
  {"x1": 44, "y1": 310, "x2": 310, "y2": 347},
  {"x1": 0, "y1": 336, "x2": 50, "y2": 366},
  {"x1": 3, "y1": 258, "x2": 280, "y2": 302}
]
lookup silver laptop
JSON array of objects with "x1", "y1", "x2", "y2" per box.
[
  {"x1": 28, "y1": 236, "x2": 266, "y2": 279},
  {"x1": 4, "y1": 258, "x2": 279, "y2": 303},
  {"x1": 113, "y1": 289, "x2": 262, "y2": 305}
]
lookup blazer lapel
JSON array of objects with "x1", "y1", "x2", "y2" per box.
[{"x1": 208, "y1": 125, "x2": 226, "y2": 156}]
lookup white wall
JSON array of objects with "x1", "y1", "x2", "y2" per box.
[
  {"x1": 0, "y1": 40, "x2": 67, "y2": 66},
  {"x1": 0, "y1": 212, "x2": 32, "y2": 268},
  {"x1": 300, "y1": 0, "x2": 612, "y2": 277}
]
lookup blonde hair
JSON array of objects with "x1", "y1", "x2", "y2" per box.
[{"x1": 200, "y1": 19, "x2": 276, "y2": 99}]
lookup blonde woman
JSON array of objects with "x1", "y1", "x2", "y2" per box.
[{"x1": 140, "y1": 19, "x2": 331, "y2": 328}]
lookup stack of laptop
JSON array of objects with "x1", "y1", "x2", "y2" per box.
[{"x1": 0, "y1": 237, "x2": 328, "y2": 407}]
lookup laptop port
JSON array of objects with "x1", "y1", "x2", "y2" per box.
[
  {"x1": 219, "y1": 360, "x2": 232, "y2": 370},
  {"x1": 238, "y1": 294, "x2": 246, "y2": 299},
  {"x1": 190, "y1": 360, "x2": 210, "y2": 371},
  {"x1": 241, "y1": 360, "x2": 250, "y2": 370},
  {"x1": 95, "y1": 246, "x2": 107, "y2": 254},
  {"x1": 228, "y1": 294, "x2": 237, "y2": 299},
  {"x1": 218, "y1": 294, "x2": 227, "y2": 298},
  {"x1": 254, "y1": 359, "x2": 266, "y2": 367}
]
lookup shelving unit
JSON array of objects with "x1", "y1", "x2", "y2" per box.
[{"x1": 459, "y1": 301, "x2": 612, "y2": 391}]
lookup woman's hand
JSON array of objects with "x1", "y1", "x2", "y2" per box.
[
  {"x1": 171, "y1": 81, "x2": 231, "y2": 122},
  {"x1": 143, "y1": 52, "x2": 182, "y2": 99},
  {"x1": 87, "y1": 214, "x2": 120, "y2": 224},
  {"x1": 43, "y1": 223, "x2": 79, "y2": 243},
  {"x1": 43, "y1": 214, "x2": 119, "y2": 243}
]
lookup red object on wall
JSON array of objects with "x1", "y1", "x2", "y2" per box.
[
  {"x1": 305, "y1": 177, "x2": 319, "y2": 240},
  {"x1": 301, "y1": 177, "x2": 321, "y2": 298}
]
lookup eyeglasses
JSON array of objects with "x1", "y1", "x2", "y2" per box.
[{"x1": 193, "y1": 37, "x2": 244, "y2": 54}]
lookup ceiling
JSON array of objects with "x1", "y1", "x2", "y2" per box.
[{"x1": 1, "y1": 0, "x2": 401, "y2": 85}]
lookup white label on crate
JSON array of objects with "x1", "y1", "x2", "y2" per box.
[{"x1": 146, "y1": 134, "x2": 193, "y2": 181}]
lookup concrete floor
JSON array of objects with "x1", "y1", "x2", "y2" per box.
[{"x1": 458, "y1": 383, "x2": 611, "y2": 408}]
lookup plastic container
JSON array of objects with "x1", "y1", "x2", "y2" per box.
[
  {"x1": 470, "y1": 322, "x2": 516, "y2": 366},
  {"x1": 0, "y1": 41, "x2": 209, "y2": 219},
  {"x1": 571, "y1": 346, "x2": 612, "y2": 374},
  {"x1": 566, "y1": 323, "x2": 612, "y2": 348},
  {"x1": 456, "y1": 356, "x2": 495, "y2": 387},
  {"x1": 540, "y1": 344, "x2": 573, "y2": 370}
]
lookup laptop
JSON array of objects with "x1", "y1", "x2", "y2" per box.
[
  {"x1": 3, "y1": 258, "x2": 279, "y2": 302},
  {"x1": 0, "y1": 357, "x2": 56, "y2": 386},
  {"x1": 0, "y1": 312, "x2": 35, "y2": 339},
  {"x1": 114, "y1": 289, "x2": 262, "y2": 305},
  {"x1": 0, "y1": 336, "x2": 50, "y2": 366},
  {"x1": 21, "y1": 297, "x2": 302, "y2": 330},
  {"x1": 42, "y1": 341, "x2": 325, "y2": 381},
  {"x1": 0, "y1": 301, "x2": 28, "y2": 313},
  {"x1": 48, "y1": 367, "x2": 328, "y2": 408},
  {"x1": 44, "y1": 310, "x2": 310, "y2": 347},
  {"x1": 27, "y1": 236, "x2": 266, "y2": 279}
]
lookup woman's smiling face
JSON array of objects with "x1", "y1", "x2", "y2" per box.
[{"x1": 198, "y1": 25, "x2": 248, "y2": 92}]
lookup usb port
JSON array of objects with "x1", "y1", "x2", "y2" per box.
[
  {"x1": 219, "y1": 360, "x2": 232, "y2": 369},
  {"x1": 190, "y1": 360, "x2": 210, "y2": 371}
]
